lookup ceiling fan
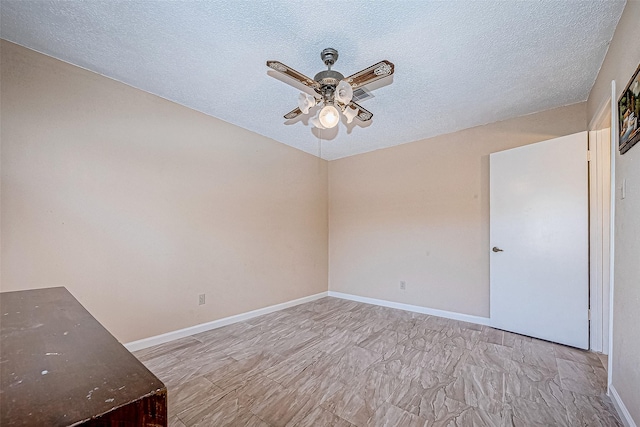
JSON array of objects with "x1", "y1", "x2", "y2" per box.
[{"x1": 266, "y1": 48, "x2": 394, "y2": 129}]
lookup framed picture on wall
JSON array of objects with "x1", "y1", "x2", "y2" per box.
[{"x1": 618, "y1": 63, "x2": 640, "y2": 154}]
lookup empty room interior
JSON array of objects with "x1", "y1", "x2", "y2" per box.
[{"x1": 1, "y1": 1, "x2": 639, "y2": 426}]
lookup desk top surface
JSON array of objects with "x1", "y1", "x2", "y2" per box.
[{"x1": 0, "y1": 287, "x2": 165, "y2": 426}]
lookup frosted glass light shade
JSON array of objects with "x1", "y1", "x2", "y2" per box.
[
  {"x1": 343, "y1": 105, "x2": 358, "y2": 123},
  {"x1": 297, "y1": 93, "x2": 316, "y2": 114},
  {"x1": 335, "y1": 80, "x2": 353, "y2": 105},
  {"x1": 318, "y1": 104, "x2": 340, "y2": 128},
  {"x1": 310, "y1": 115, "x2": 325, "y2": 129}
]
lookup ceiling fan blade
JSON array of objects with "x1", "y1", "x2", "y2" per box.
[
  {"x1": 267, "y1": 61, "x2": 320, "y2": 90},
  {"x1": 348, "y1": 101, "x2": 373, "y2": 122},
  {"x1": 284, "y1": 107, "x2": 303, "y2": 120},
  {"x1": 344, "y1": 60, "x2": 394, "y2": 89}
]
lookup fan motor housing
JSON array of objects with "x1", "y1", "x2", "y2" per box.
[{"x1": 313, "y1": 69, "x2": 345, "y2": 87}]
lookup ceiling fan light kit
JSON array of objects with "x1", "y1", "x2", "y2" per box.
[
  {"x1": 318, "y1": 104, "x2": 340, "y2": 129},
  {"x1": 267, "y1": 48, "x2": 394, "y2": 131}
]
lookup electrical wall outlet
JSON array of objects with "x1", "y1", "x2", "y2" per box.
[
  {"x1": 400, "y1": 281, "x2": 406, "y2": 290},
  {"x1": 199, "y1": 294, "x2": 206, "y2": 305}
]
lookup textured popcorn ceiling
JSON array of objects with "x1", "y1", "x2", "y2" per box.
[{"x1": 0, "y1": 1, "x2": 625, "y2": 160}]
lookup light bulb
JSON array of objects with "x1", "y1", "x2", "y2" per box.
[{"x1": 318, "y1": 104, "x2": 340, "y2": 128}]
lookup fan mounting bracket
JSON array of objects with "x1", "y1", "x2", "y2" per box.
[{"x1": 321, "y1": 48, "x2": 339, "y2": 69}]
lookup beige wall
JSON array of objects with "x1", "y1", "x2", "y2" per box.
[
  {"x1": 0, "y1": 41, "x2": 328, "y2": 343},
  {"x1": 587, "y1": 1, "x2": 640, "y2": 423},
  {"x1": 329, "y1": 103, "x2": 586, "y2": 317}
]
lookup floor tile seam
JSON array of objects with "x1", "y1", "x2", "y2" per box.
[
  {"x1": 327, "y1": 410, "x2": 357, "y2": 427},
  {"x1": 246, "y1": 405, "x2": 276, "y2": 427},
  {"x1": 386, "y1": 363, "x2": 457, "y2": 384},
  {"x1": 310, "y1": 382, "x2": 357, "y2": 408},
  {"x1": 476, "y1": 338, "x2": 505, "y2": 349},
  {"x1": 267, "y1": 362, "x2": 328, "y2": 388},
  {"x1": 593, "y1": 357, "x2": 608, "y2": 372},
  {"x1": 453, "y1": 381, "x2": 507, "y2": 412},
  {"x1": 559, "y1": 388, "x2": 607, "y2": 420},
  {"x1": 505, "y1": 388, "x2": 568, "y2": 408},
  {"x1": 406, "y1": 399, "x2": 458, "y2": 423},
  {"x1": 554, "y1": 354, "x2": 601, "y2": 367},
  {"x1": 175, "y1": 349, "x2": 229, "y2": 363},
  {"x1": 503, "y1": 373, "x2": 555, "y2": 392},
  {"x1": 444, "y1": 391, "x2": 507, "y2": 418},
  {"x1": 457, "y1": 362, "x2": 508, "y2": 387},
  {"x1": 190, "y1": 333, "x2": 243, "y2": 348},
  {"x1": 511, "y1": 348, "x2": 558, "y2": 365},
  {"x1": 503, "y1": 390, "x2": 565, "y2": 411},
  {"x1": 170, "y1": 389, "x2": 224, "y2": 422},
  {"x1": 226, "y1": 350, "x2": 268, "y2": 362},
  {"x1": 269, "y1": 338, "x2": 326, "y2": 357},
  {"x1": 206, "y1": 371, "x2": 263, "y2": 394},
  {"x1": 556, "y1": 358, "x2": 607, "y2": 380},
  {"x1": 173, "y1": 389, "x2": 233, "y2": 424},
  {"x1": 404, "y1": 338, "x2": 463, "y2": 353},
  {"x1": 558, "y1": 400, "x2": 573, "y2": 427},
  {"x1": 136, "y1": 339, "x2": 202, "y2": 355},
  {"x1": 170, "y1": 373, "x2": 219, "y2": 394},
  {"x1": 355, "y1": 339, "x2": 407, "y2": 354},
  {"x1": 463, "y1": 359, "x2": 511, "y2": 376},
  {"x1": 558, "y1": 383, "x2": 609, "y2": 399},
  {"x1": 231, "y1": 375, "x2": 288, "y2": 408},
  {"x1": 250, "y1": 385, "x2": 333, "y2": 425},
  {"x1": 504, "y1": 393, "x2": 572, "y2": 427},
  {"x1": 137, "y1": 352, "x2": 182, "y2": 365},
  {"x1": 174, "y1": 412, "x2": 190, "y2": 427},
  {"x1": 507, "y1": 358, "x2": 559, "y2": 375},
  {"x1": 141, "y1": 360, "x2": 190, "y2": 378}
]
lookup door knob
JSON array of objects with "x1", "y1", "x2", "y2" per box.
[{"x1": 492, "y1": 247, "x2": 504, "y2": 252}]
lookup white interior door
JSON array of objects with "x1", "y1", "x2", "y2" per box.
[{"x1": 490, "y1": 132, "x2": 589, "y2": 349}]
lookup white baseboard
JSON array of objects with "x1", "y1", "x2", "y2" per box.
[
  {"x1": 328, "y1": 291, "x2": 491, "y2": 327},
  {"x1": 609, "y1": 384, "x2": 637, "y2": 427},
  {"x1": 125, "y1": 291, "x2": 492, "y2": 352},
  {"x1": 124, "y1": 291, "x2": 328, "y2": 352}
]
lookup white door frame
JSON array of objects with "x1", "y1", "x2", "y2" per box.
[
  {"x1": 587, "y1": 81, "x2": 616, "y2": 393},
  {"x1": 588, "y1": 127, "x2": 611, "y2": 354},
  {"x1": 607, "y1": 81, "x2": 616, "y2": 392}
]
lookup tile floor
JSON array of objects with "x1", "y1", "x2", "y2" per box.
[{"x1": 133, "y1": 297, "x2": 622, "y2": 426}]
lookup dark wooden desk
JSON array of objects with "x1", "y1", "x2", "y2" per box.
[{"x1": 0, "y1": 287, "x2": 167, "y2": 426}]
